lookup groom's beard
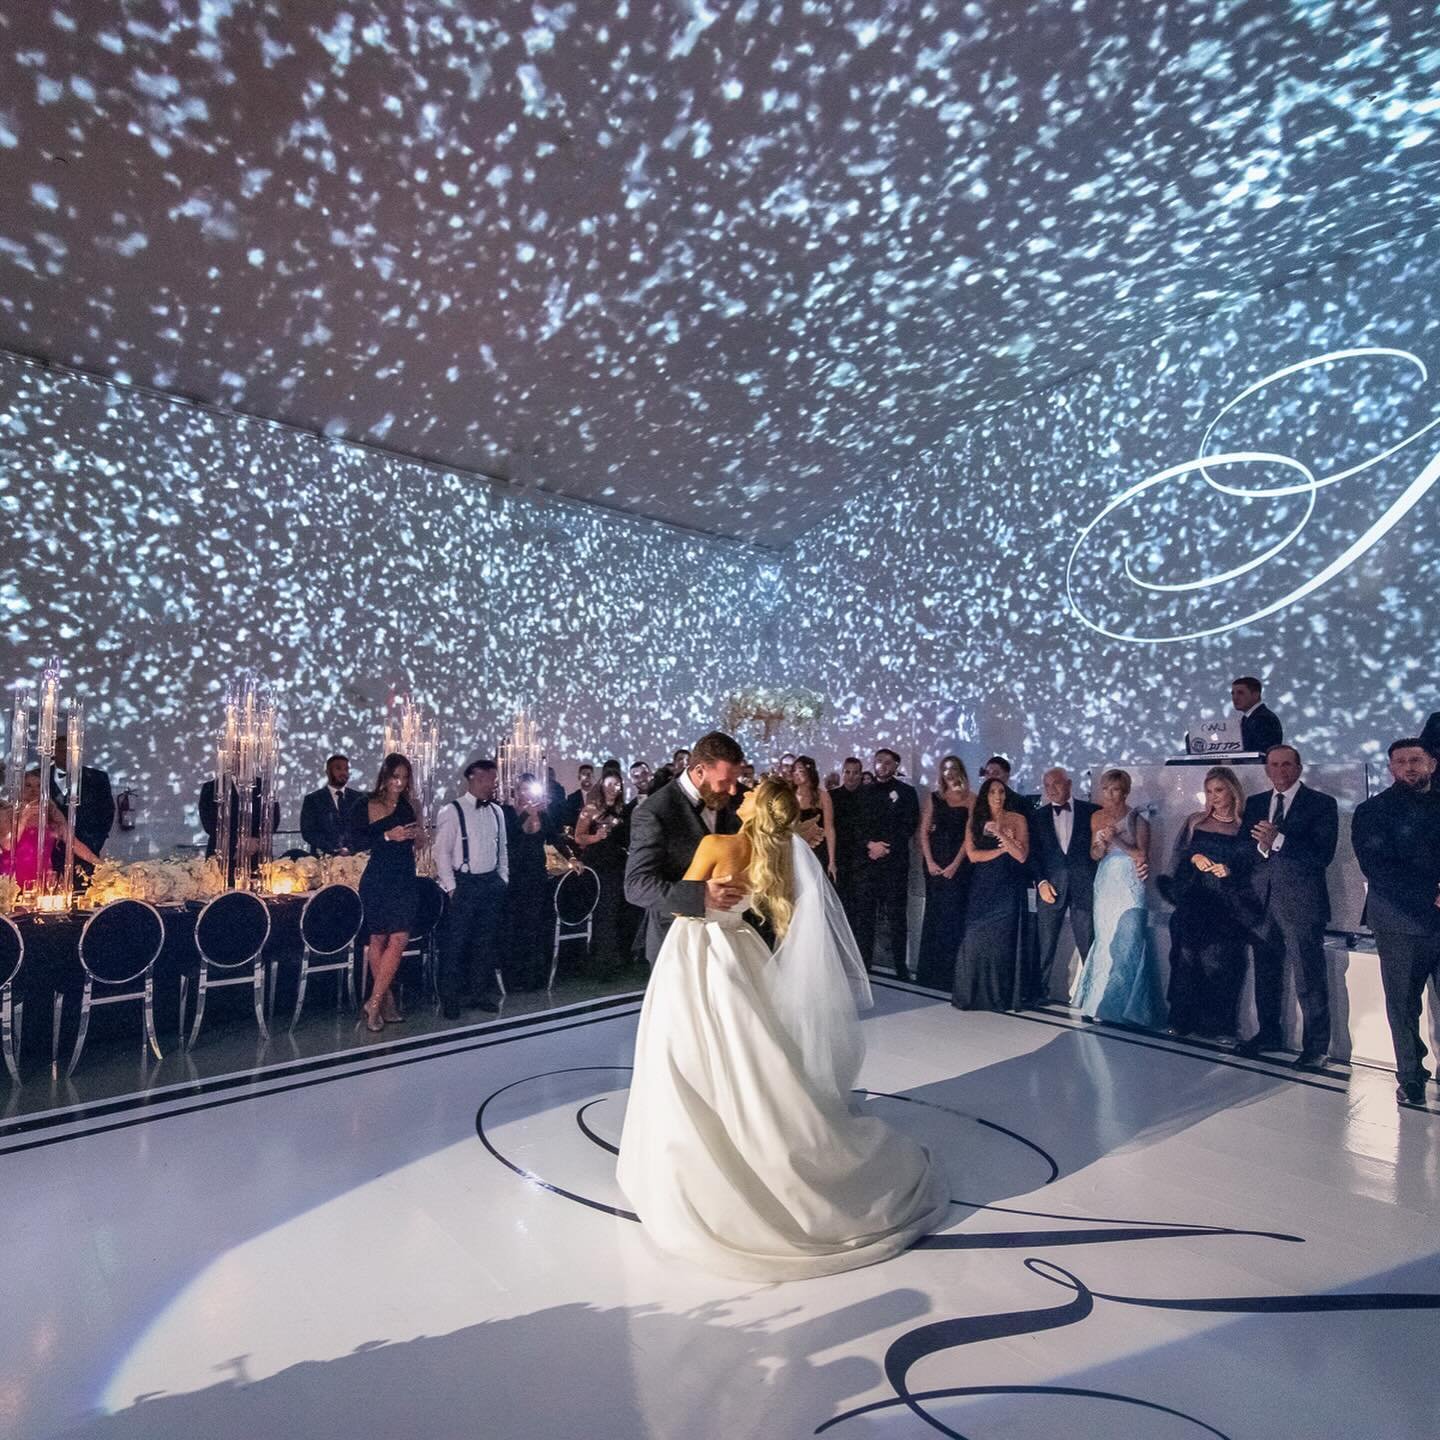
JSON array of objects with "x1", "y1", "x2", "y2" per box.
[{"x1": 696, "y1": 781, "x2": 731, "y2": 811}]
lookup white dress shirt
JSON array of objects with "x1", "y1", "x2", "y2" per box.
[
  {"x1": 678, "y1": 769, "x2": 717, "y2": 832},
  {"x1": 1051, "y1": 802, "x2": 1073, "y2": 854},
  {"x1": 434, "y1": 793, "x2": 508, "y2": 891},
  {"x1": 1260, "y1": 779, "x2": 1302, "y2": 856}
]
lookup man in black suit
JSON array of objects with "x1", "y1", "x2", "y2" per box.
[
  {"x1": 1231, "y1": 676, "x2": 1283, "y2": 754},
  {"x1": 299, "y1": 753, "x2": 368, "y2": 855},
  {"x1": 1351, "y1": 738, "x2": 1440, "y2": 1105},
  {"x1": 624, "y1": 731, "x2": 745, "y2": 965},
  {"x1": 1027, "y1": 767, "x2": 1098, "y2": 1005},
  {"x1": 1238, "y1": 744, "x2": 1338, "y2": 1066},
  {"x1": 50, "y1": 727, "x2": 115, "y2": 861},
  {"x1": 854, "y1": 747, "x2": 920, "y2": 982}
]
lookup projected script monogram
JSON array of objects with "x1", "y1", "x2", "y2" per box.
[{"x1": 1066, "y1": 347, "x2": 1440, "y2": 644}]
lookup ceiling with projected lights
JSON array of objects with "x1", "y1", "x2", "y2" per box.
[{"x1": 2, "y1": 0, "x2": 1439, "y2": 544}]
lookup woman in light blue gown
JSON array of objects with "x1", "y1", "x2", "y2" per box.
[{"x1": 1071, "y1": 768, "x2": 1166, "y2": 1028}]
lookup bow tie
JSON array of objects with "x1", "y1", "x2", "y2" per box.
[{"x1": 1051, "y1": 803, "x2": 1070, "y2": 813}]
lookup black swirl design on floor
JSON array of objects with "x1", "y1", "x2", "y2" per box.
[{"x1": 475, "y1": 1067, "x2": 1430, "y2": 1440}]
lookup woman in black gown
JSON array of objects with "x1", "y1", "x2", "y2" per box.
[
  {"x1": 1162, "y1": 766, "x2": 1256, "y2": 1042},
  {"x1": 575, "y1": 774, "x2": 637, "y2": 979},
  {"x1": 916, "y1": 755, "x2": 972, "y2": 990},
  {"x1": 790, "y1": 755, "x2": 836, "y2": 879},
  {"x1": 951, "y1": 778, "x2": 1030, "y2": 1012},
  {"x1": 358, "y1": 753, "x2": 421, "y2": 1032},
  {"x1": 503, "y1": 772, "x2": 552, "y2": 990}
]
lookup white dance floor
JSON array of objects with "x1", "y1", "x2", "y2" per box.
[{"x1": 2, "y1": 983, "x2": 1436, "y2": 1440}]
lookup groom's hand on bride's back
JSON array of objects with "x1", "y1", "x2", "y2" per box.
[{"x1": 706, "y1": 874, "x2": 746, "y2": 909}]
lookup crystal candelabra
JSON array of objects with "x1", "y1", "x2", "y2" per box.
[
  {"x1": 214, "y1": 675, "x2": 280, "y2": 893},
  {"x1": 382, "y1": 695, "x2": 439, "y2": 875},
  {"x1": 497, "y1": 711, "x2": 546, "y2": 807},
  {"x1": 2, "y1": 659, "x2": 84, "y2": 913}
]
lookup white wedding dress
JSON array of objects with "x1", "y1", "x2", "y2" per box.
[{"x1": 616, "y1": 836, "x2": 949, "y2": 1281}]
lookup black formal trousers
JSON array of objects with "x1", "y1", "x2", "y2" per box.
[
  {"x1": 1251, "y1": 911, "x2": 1329, "y2": 1053},
  {"x1": 438, "y1": 871, "x2": 506, "y2": 1007},
  {"x1": 854, "y1": 861, "x2": 910, "y2": 981},
  {"x1": 1032, "y1": 881, "x2": 1094, "y2": 1003},
  {"x1": 1373, "y1": 926, "x2": 1440, "y2": 1085}
]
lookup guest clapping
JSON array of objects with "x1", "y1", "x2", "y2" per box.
[
  {"x1": 1071, "y1": 770, "x2": 1165, "y2": 1028},
  {"x1": 1239, "y1": 745, "x2": 1337, "y2": 1066},
  {"x1": 358, "y1": 754, "x2": 422, "y2": 1032},
  {"x1": 952, "y1": 778, "x2": 1029, "y2": 1010},
  {"x1": 1162, "y1": 767, "x2": 1255, "y2": 1043},
  {"x1": 915, "y1": 756, "x2": 971, "y2": 990}
]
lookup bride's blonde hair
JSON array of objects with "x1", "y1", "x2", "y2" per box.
[{"x1": 743, "y1": 777, "x2": 799, "y2": 938}]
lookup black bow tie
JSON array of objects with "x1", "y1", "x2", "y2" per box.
[{"x1": 1051, "y1": 803, "x2": 1070, "y2": 813}]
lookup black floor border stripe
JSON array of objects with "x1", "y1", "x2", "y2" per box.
[
  {"x1": 0, "y1": 1003, "x2": 644, "y2": 1156},
  {"x1": 0, "y1": 991, "x2": 647, "y2": 1141},
  {"x1": 872, "y1": 977, "x2": 1440, "y2": 1112}
]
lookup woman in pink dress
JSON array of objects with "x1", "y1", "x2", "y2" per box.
[{"x1": 0, "y1": 769, "x2": 99, "y2": 886}]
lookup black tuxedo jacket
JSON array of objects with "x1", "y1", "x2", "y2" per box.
[
  {"x1": 857, "y1": 778, "x2": 920, "y2": 873},
  {"x1": 1352, "y1": 782, "x2": 1440, "y2": 936},
  {"x1": 1027, "y1": 798, "x2": 1099, "y2": 905},
  {"x1": 299, "y1": 785, "x2": 368, "y2": 855},
  {"x1": 1242, "y1": 782, "x2": 1337, "y2": 926},
  {"x1": 51, "y1": 764, "x2": 115, "y2": 857},
  {"x1": 1240, "y1": 703, "x2": 1284, "y2": 754},
  {"x1": 624, "y1": 779, "x2": 740, "y2": 963}
]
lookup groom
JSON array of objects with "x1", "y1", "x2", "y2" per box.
[{"x1": 625, "y1": 730, "x2": 747, "y2": 964}]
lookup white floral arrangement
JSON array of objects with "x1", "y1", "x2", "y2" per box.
[
  {"x1": 85, "y1": 855, "x2": 226, "y2": 907},
  {"x1": 322, "y1": 852, "x2": 368, "y2": 890}
]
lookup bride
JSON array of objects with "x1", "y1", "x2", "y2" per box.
[{"x1": 617, "y1": 777, "x2": 949, "y2": 1281}]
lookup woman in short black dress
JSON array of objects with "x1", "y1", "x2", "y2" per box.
[
  {"x1": 1162, "y1": 766, "x2": 1256, "y2": 1042},
  {"x1": 951, "y1": 778, "x2": 1030, "y2": 1012},
  {"x1": 358, "y1": 753, "x2": 421, "y2": 1032},
  {"x1": 916, "y1": 754, "x2": 972, "y2": 989}
]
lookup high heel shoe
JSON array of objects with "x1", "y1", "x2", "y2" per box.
[
  {"x1": 380, "y1": 994, "x2": 403, "y2": 1024},
  {"x1": 361, "y1": 1001, "x2": 385, "y2": 1033}
]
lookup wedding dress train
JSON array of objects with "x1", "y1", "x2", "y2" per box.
[{"x1": 616, "y1": 838, "x2": 949, "y2": 1281}]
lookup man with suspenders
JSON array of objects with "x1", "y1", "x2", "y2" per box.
[{"x1": 434, "y1": 759, "x2": 510, "y2": 1018}]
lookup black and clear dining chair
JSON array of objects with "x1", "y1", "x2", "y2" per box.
[
  {"x1": 181, "y1": 889, "x2": 271, "y2": 1048},
  {"x1": 288, "y1": 883, "x2": 365, "y2": 1030},
  {"x1": 53, "y1": 898, "x2": 165, "y2": 1079},
  {"x1": 1, "y1": 914, "x2": 24, "y2": 1085},
  {"x1": 395, "y1": 877, "x2": 447, "y2": 1010},
  {"x1": 551, "y1": 864, "x2": 600, "y2": 990}
]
